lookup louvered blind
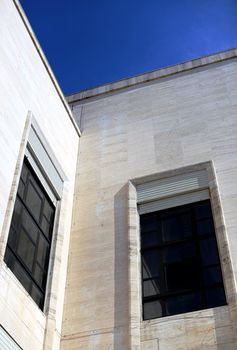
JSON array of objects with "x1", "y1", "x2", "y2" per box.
[
  {"x1": 0, "y1": 326, "x2": 22, "y2": 350},
  {"x1": 26, "y1": 125, "x2": 64, "y2": 204},
  {"x1": 137, "y1": 170, "x2": 209, "y2": 214}
]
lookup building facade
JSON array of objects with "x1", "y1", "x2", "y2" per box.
[{"x1": 1, "y1": 1, "x2": 237, "y2": 349}]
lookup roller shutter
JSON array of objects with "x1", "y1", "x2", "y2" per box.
[{"x1": 137, "y1": 170, "x2": 209, "y2": 214}]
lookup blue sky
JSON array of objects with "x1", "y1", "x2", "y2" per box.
[{"x1": 20, "y1": 0, "x2": 237, "y2": 95}]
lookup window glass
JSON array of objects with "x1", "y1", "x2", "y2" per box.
[
  {"x1": 205, "y1": 287, "x2": 226, "y2": 308},
  {"x1": 195, "y1": 202, "x2": 212, "y2": 220},
  {"x1": 199, "y1": 238, "x2": 219, "y2": 266},
  {"x1": 165, "y1": 259, "x2": 199, "y2": 291},
  {"x1": 162, "y1": 212, "x2": 192, "y2": 242},
  {"x1": 143, "y1": 279, "x2": 161, "y2": 297},
  {"x1": 26, "y1": 181, "x2": 43, "y2": 221},
  {"x1": 33, "y1": 264, "x2": 45, "y2": 289},
  {"x1": 140, "y1": 200, "x2": 226, "y2": 320},
  {"x1": 142, "y1": 250, "x2": 160, "y2": 278},
  {"x1": 197, "y1": 219, "x2": 215, "y2": 235},
  {"x1": 11, "y1": 198, "x2": 22, "y2": 229},
  {"x1": 4, "y1": 157, "x2": 55, "y2": 310},
  {"x1": 163, "y1": 242, "x2": 196, "y2": 263},
  {"x1": 16, "y1": 229, "x2": 35, "y2": 271},
  {"x1": 31, "y1": 284, "x2": 44, "y2": 309},
  {"x1": 143, "y1": 300, "x2": 163, "y2": 320},
  {"x1": 37, "y1": 235, "x2": 49, "y2": 269},
  {"x1": 141, "y1": 231, "x2": 160, "y2": 248},
  {"x1": 21, "y1": 208, "x2": 38, "y2": 243},
  {"x1": 166, "y1": 292, "x2": 202, "y2": 316},
  {"x1": 202, "y1": 266, "x2": 222, "y2": 286}
]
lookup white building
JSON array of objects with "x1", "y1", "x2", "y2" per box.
[{"x1": 1, "y1": 1, "x2": 237, "y2": 349}]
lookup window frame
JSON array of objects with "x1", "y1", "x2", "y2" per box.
[
  {"x1": 140, "y1": 199, "x2": 227, "y2": 320},
  {"x1": 126, "y1": 163, "x2": 236, "y2": 348},
  {"x1": 4, "y1": 157, "x2": 56, "y2": 310},
  {"x1": 1, "y1": 116, "x2": 67, "y2": 313}
]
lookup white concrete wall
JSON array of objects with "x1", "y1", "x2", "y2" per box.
[
  {"x1": 63, "y1": 56, "x2": 237, "y2": 349},
  {"x1": 0, "y1": 0, "x2": 79, "y2": 349}
]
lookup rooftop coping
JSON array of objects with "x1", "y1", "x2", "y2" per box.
[{"x1": 67, "y1": 47, "x2": 237, "y2": 104}]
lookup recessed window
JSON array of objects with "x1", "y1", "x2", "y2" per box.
[
  {"x1": 4, "y1": 157, "x2": 55, "y2": 310},
  {"x1": 140, "y1": 200, "x2": 226, "y2": 320}
]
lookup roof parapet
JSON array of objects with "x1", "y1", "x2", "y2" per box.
[{"x1": 67, "y1": 47, "x2": 237, "y2": 104}]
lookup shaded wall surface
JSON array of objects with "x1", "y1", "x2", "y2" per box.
[
  {"x1": 62, "y1": 56, "x2": 237, "y2": 349},
  {"x1": 0, "y1": 1, "x2": 79, "y2": 349}
]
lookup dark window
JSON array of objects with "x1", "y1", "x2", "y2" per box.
[
  {"x1": 140, "y1": 200, "x2": 226, "y2": 320},
  {"x1": 4, "y1": 157, "x2": 55, "y2": 310}
]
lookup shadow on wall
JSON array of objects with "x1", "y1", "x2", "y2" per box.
[{"x1": 114, "y1": 184, "x2": 130, "y2": 350}]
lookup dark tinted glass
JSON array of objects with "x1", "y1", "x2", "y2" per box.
[
  {"x1": 26, "y1": 181, "x2": 42, "y2": 221},
  {"x1": 141, "y1": 200, "x2": 226, "y2": 320},
  {"x1": 141, "y1": 231, "x2": 160, "y2": 248},
  {"x1": 143, "y1": 279, "x2": 161, "y2": 297},
  {"x1": 197, "y1": 219, "x2": 215, "y2": 235},
  {"x1": 4, "y1": 158, "x2": 55, "y2": 310},
  {"x1": 162, "y1": 212, "x2": 192, "y2": 242},
  {"x1": 205, "y1": 287, "x2": 226, "y2": 308},
  {"x1": 16, "y1": 229, "x2": 35, "y2": 271},
  {"x1": 163, "y1": 242, "x2": 196, "y2": 263},
  {"x1": 144, "y1": 300, "x2": 163, "y2": 320},
  {"x1": 142, "y1": 250, "x2": 160, "y2": 278},
  {"x1": 199, "y1": 238, "x2": 219, "y2": 266},
  {"x1": 166, "y1": 292, "x2": 202, "y2": 316}
]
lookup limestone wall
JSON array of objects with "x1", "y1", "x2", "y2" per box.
[
  {"x1": 63, "y1": 55, "x2": 237, "y2": 349},
  {"x1": 0, "y1": 1, "x2": 79, "y2": 349}
]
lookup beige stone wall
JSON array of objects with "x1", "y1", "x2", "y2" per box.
[
  {"x1": 63, "y1": 56, "x2": 237, "y2": 349},
  {"x1": 0, "y1": 1, "x2": 79, "y2": 349}
]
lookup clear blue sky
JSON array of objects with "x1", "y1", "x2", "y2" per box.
[{"x1": 20, "y1": 0, "x2": 237, "y2": 95}]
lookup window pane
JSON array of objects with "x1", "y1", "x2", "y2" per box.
[
  {"x1": 144, "y1": 300, "x2": 163, "y2": 320},
  {"x1": 43, "y1": 200, "x2": 54, "y2": 223},
  {"x1": 162, "y1": 212, "x2": 192, "y2": 242},
  {"x1": 143, "y1": 279, "x2": 161, "y2": 297},
  {"x1": 140, "y1": 215, "x2": 158, "y2": 233},
  {"x1": 163, "y1": 242, "x2": 196, "y2": 263},
  {"x1": 41, "y1": 216, "x2": 51, "y2": 239},
  {"x1": 11, "y1": 198, "x2": 22, "y2": 229},
  {"x1": 20, "y1": 163, "x2": 28, "y2": 183},
  {"x1": 205, "y1": 287, "x2": 226, "y2": 308},
  {"x1": 26, "y1": 181, "x2": 42, "y2": 221},
  {"x1": 22, "y1": 208, "x2": 38, "y2": 243},
  {"x1": 142, "y1": 250, "x2": 160, "y2": 278},
  {"x1": 202, "y1": 266, "x2": 222, "y2": 287},
  {"x1": 5, "y1": 249, "x2": 31, "y2": 293},
  {"x1": 140, "y1": 200, "x2": 226, "y2": 320},
  {"x1": 18, "y1": 179, "x2": 25, "y2": 199},
  {"x1": 31, "y1": 284, "x2": 44, "y2": 309},
  {"x1": 17, "y1": 229, "x2": 35, "y2": 272},
  {"x1": 37, "y1": 235, "x2": 49, "y2": 269},
  {"x1": 165, "y1": 259, "x2": 199, "y2": 291},
  {"x1": 4, "y1": 158, "x2": 55, "y2": 310},
  {"x1": 199, "y1": 238, "x2": 219, "y2": 266},
  {"x1": 166, "y1": 292, "x2": 202, "y2": 316},
  {"x1": 141, "y1": 231, "x2": 160, "y2": 248},
  {"x1": 7, "y1": 227, "x2": 18, "y2": 252},
  {"x1": 197, "y1": 219, "x2": 215, "y2": 235},
  {"x1": 33, "y1": 264, "x2": 45, "y2": 289},
  {"x1": 195, "y1": 202, "x2": 212, "y2": 220}
]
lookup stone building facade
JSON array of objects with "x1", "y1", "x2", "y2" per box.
[{"x1": 1, "y1": 1, "x2": 237, "y2": 350}]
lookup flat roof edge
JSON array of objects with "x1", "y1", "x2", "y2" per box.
[
  {"x1": 67, "y1": 47, "x2": 237, "y2": 104},
  {"x1": 13, "y1": 0, "x2": 81, "y2": 137}
]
